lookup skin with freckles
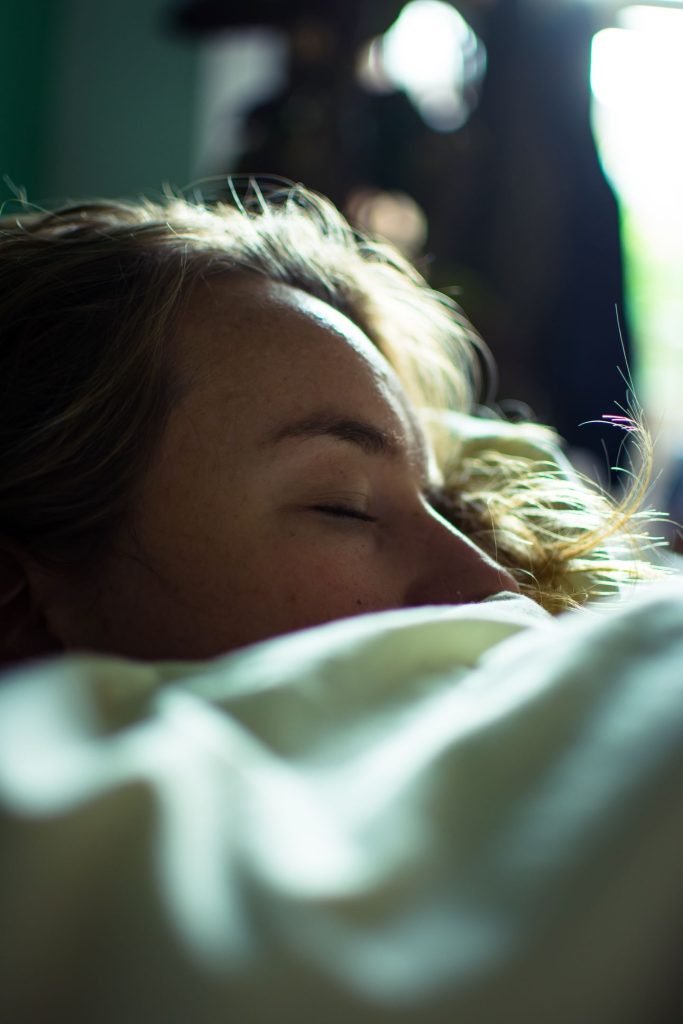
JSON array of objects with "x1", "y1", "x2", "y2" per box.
[{"x1": 39, "y1": 275, "x2": 519, "y2": 660}]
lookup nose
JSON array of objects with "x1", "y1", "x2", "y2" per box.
[{"x1": 402, "y1": 502, "x2": 520, "y2": 607}]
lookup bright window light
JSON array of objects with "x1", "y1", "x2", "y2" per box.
[
  {"x1": 590, "y1": 4, "x2": 683, "y2": 456},
  {"x1": 358, "y1": 0, "x2": 486, "y2": 132},
  {"x1": 591, "y1": 9, "x2": 683, "y2": 204},
  {"x1": 382, "y1": 1, "x2": 471, "y2": 94}
]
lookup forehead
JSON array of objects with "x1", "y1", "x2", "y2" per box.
[
  {"x1": 180, "y1": 274, "x2": 386, "y2": 381},
  {"x1": 176, "y1": 275, "x2": 421, "y2": 440}
]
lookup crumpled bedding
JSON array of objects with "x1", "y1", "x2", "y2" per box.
[{"x1": 0, "y1": 584, "x2": 682, "y2": 1024}]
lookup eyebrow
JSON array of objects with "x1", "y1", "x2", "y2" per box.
[{"x1": 266, "y1": 413, "x2": 403, "y2": 460}]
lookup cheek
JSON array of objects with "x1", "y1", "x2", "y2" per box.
[{"x1": 267, "y1": 532, "x2": 393, "y2": 619}]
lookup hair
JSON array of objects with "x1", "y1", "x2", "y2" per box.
[{"x1": 0, "y1": 180, "x2": 663, "y2": 613}]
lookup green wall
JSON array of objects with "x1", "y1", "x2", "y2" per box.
[
  {"x1": 0, "y1": 0, "x2": 63, "y2": 201},
  {"x1": 1, "y1": 0, "x2": 201, "y2": 205}
]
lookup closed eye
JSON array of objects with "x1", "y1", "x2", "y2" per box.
[{"x1": 311, "y1": 505, "x2": 377, "y2": 523}]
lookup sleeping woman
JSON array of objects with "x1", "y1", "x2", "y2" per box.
[
  {"x1": 0, "y1": 183, "x2": 659, "y2": 664},
  {"x1": 1, "y1": 183, "x2": 682, "y2": 1024}
]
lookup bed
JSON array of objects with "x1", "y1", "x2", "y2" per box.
[{"x1": 1, "y1": 580, "x2": 682, "y2": 1023}]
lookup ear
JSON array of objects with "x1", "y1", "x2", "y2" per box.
[{"x1": 0, "y1": 547, "x2": 63, "y2": 666}]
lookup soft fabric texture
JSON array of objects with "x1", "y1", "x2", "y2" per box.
[{"x1": 1, "y1": 585, "x2": 682, "y2": 1023}]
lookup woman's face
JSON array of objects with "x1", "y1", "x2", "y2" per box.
[{"x1": 46, "y1": 275, "x2": 519, "y2": 660}]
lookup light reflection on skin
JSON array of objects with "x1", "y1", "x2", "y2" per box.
[{"x1": 36, "y1": 276, "x2": 519, "y2": 661}]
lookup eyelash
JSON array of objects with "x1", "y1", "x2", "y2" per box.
[
  {"x1": 311, "y1": 485, "x2": 444, "y2": 525},
  {"x1": 312, "y1": 504, "x2": 377, "y2": 523}
]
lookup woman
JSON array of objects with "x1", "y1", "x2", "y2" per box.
[
  {"x1": 0, "y1": 182, "x2": 655, "y2": 663},
  {"x1": 0, "y1": 184, "x2": 680, "y2": 1024}
]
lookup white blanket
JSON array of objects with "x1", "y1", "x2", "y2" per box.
[{"x1": 0, "y1": 586, "x2": 682, "y2": 1023}]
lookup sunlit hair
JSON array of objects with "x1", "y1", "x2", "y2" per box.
[{"x1": 0, "y1": 180, "x2": 662, "y2": 612}]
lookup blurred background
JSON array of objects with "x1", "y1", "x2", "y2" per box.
[{"x1": 2, "y1": 0, "x2": 682, "y2": 541}]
